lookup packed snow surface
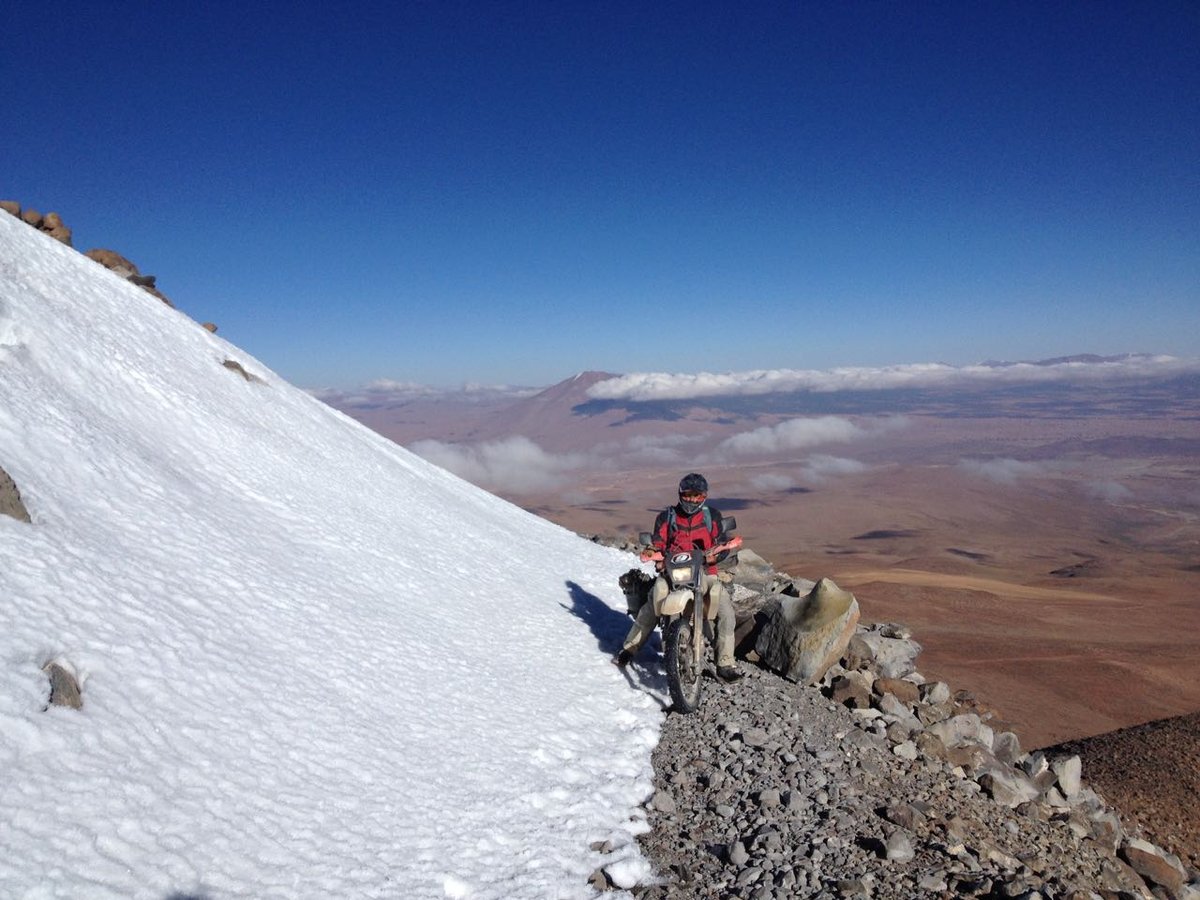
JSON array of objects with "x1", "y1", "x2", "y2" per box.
[{"x1": 0, "y1": 214, "x2": 665, "y2": 898}]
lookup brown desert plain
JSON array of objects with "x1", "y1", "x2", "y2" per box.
[{"x1": 327, "y1": 367, "x2": 1200, "y2": 861}]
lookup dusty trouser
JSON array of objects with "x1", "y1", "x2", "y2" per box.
[{"x1": 621, "y1": 572, "x2": 735, "y2": 667}]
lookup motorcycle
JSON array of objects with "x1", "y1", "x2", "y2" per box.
[{"x1": 636, "y1": 519, "x2": 742, "y2": 713}]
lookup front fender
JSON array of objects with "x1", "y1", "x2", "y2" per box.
[{"x1": 656, "y1": 588, "x2": 693, "y2": 617}]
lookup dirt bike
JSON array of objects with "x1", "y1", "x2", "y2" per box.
[{"x1": 636, "y1": 520, "x2": 742, "y2": 713}]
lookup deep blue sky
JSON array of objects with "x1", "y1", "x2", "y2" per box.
[{"x1": 7, "y1": 2, "x2": 1197, "y2": 389}]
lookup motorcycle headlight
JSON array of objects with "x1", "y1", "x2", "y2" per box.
[{"x1": 668, "y1": 564, "x2": 692, "y2": 583}]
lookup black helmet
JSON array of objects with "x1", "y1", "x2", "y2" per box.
[{"x1": 678, "y1": 472, "x2": 708, "y2": 514}]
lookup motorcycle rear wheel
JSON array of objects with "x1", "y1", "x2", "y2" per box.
[{"x1": 665, "y1": 616, "x2": 704, "y2": 713}]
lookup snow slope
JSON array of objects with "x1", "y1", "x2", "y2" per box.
[{"x1": 0, "y1": 213, "x2": 664, "y2": 899}]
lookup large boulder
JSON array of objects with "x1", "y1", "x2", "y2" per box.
[
  {"x1": 1120, "y1": 838, "x2": 1187, "y2": 895},
  {"x1": 754, "y1": 577, "x2": 860, "y2": 684},
  {"x1": 0, "y1": 200, "x2": 20, "y2": 217}
]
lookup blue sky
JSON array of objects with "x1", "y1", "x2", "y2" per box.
[{"x1": 7, "y1": 1, "x2": 1197, "y2": 389}]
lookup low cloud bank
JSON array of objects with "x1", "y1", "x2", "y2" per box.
[
  {"x1": 712, "y1": 416, "x2": 863, "y2": 458},
  {"x1": 409, "y1": 436, "x2": 592, "y2": 493},
  {"x1": 409, "y1": 432, "x2": 714, "y2": 493},
  {"x1": 958, "y1": 458, "x2": 1050, "y2": 485},
  {"x1": 748, "y1": 456, "x2": 870, "y2": 492},
  {"x1": 1085, "y1": 481, "x2": 1134, "y2": 503},
  {"x1": 588, "y1": 355, "x2": 1199, "y2": 402},
  {"x1": 311, "y1": 381, "x2": 537, "y2": 408},
  {"x1": 410, "y1": 417, "x2": 883, "y2": 494}
]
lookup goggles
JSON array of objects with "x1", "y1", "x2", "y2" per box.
[{"x1": 680, "y1": 490, "x2": 706, "y2": 503}]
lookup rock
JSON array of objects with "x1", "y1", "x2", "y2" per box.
[
  {"x1": 754, "y1": 578, "x2": 861, "y2": 684},
  {"x1": 652, "y1": 791, "x2": 677, "y2": 814},
  {"x1": 849, "y1": 630, "x2": 923, "y2": 679},
  {"x1": 588, "y1": 867, "x2": 609, "y2": 890},
  {"x1": 831, "y1": 671, "x2": 873, "y2": 708},
  {"x1": 728, "y1": 841, "x2": 750, "y2": 866},
  {"x1": 920, "y1": 681, "x2": 952, "y2": 705},
  {"x1": 1087, "y1": 809, "x2": 1124, "y2": 849},
  {"x1": 893, "y1": 741, "x2": 918, "y2": 761},
  {"x1": 757, "y1": 788, "x2": 781, "y2": 809},
  {"x1": 727, "y1": 547, "x2": 777, "y2": 590},
  {"x1": 886, "y1": 720, "x2": 916, "y2": 744},
  {"x1": 1, "y1": 466, "x2": 32, "y2": 523},
  {"x1": 883, "y1": 803, "x2": 925, "y2": 831},
  {"x1": 874, "y1": 677, "x2": 920, "y2": 704},
  {"x1": 42, "y1": 211, "x2": 72, "y2": 245},
  {"x1": 926, "y1": 713, "x2": 987, "y2": 749},
  {"x1": 944, "y1": 743, "x2": 991, "y2": 772},
  {"x1": 837, "y1": 876, "x2": 873, "y2": 896},
  {"x1": 85, "y1": 248, "x2": 140, "y2": 279},
  {"x1": 876, "y1": 692, "x2": 913, "y2": 720},
  {"x1": 0, "y1": 200, "x2": 20, "y2": 217},
  {"x1": 915, "y1": 731, "x2": 948, "y2": 760},
  {"x1": 918, "y1": 871, "x2": 949, "y2": 891},
  {"x1": 223, "y1": 359, "x2": 263, "y2": 383},
  {"x1": 1120, "y1": 839, "x2": 1186, "y2": 894},
  {"x1": 916, "y1": 700, "x2": 954, "y2": 726},
  {"x1": 1050, "y1": 754, "x2": 1082, "y2": 800},
  {"x1": 44, "y1": 662, "x2": 82, "y2": 710},
  {"x1": 21, "y1": 207, "x2": 43, "y2": 227},
  {"x1": 84, "y1": 248, "x2": 174, "y2": 306},
  {"x1": 885, "y1": 831, "x2": 915, "y2": 862},
  {"x1": 202, "y1": 322, "x2": 218, "y2": 333},
  {"x1": 977, "y1": 767, "x2": 1040, "y2": 808},
  {"x1": 992, "y1": 731, "x2": 1023, "y2": 766},
  {"x1": 741, "y1": 727, "x2": 770, "y2": 748}
]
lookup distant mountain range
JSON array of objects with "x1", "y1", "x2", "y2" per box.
[
  {"x1": 979, "y1": 352, "x2": 1156, "y2": 367},
  {"x1": 320, "y1": 355, "x2": 1200, "y2": 458}
]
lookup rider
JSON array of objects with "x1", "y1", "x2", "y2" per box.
[{"x1": 613, "y1": 472, "x2": 742, "y2": 682}]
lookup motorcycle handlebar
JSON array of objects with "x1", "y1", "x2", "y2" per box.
[{"x1": 639, "y1": 535, "x2": 743, "y2": 564}]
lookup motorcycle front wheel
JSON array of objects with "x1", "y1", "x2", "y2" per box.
[{"x1": 664, "y1": 616, "x2": 704, "y2": 713}]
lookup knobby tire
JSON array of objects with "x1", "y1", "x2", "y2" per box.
[{"x1": 665, "y1": 616, "x2": 704, "y2": 713}]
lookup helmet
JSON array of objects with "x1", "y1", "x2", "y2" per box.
[{"x1": 677, "y1": 472, "x2": 708, "y2": 514}]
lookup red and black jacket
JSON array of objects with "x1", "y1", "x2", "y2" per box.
[{"x1": 652, "y1": 504, "x2": 725, "y2": 574}]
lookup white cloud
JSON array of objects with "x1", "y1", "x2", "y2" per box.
[
  {"x1": 1085, "y1": 481, "x2": 1134, "y2": 503},
  {"x1": 364, "y1": 378, "x2": 440, "y2": 395},
  {"x1": 712, "y1": 416, "x2": 863, "y2": 459},
  {"x1": 958, "y1": 458, "x2": 1048, "y2": 485},
  {"x1": 801, "y1": 455, "x2": 868, "y2": 482},
  {"x1": 408, "y1": 417, "x2": 889, "y2": 495},
  {"x1": 588, "y1": 355, "x2": 1200, "y2": 401},
  {"x1": 409, "y1": 436, "x2": 594, "y2": 493},
  {"x1": 599, "y1": 432, "x2": 705, "y2": 466},
  {"x1": 749, "y1": 473, "x2": 796, "y2": 492}
]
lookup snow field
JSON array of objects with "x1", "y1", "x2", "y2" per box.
[{"x1": 0, "y1": 213, "x2": 664, "y2": 898}]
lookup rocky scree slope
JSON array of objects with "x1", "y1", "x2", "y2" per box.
[{"x1": 588, "y1": 543, "x2": 1199, "y2": 899}]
